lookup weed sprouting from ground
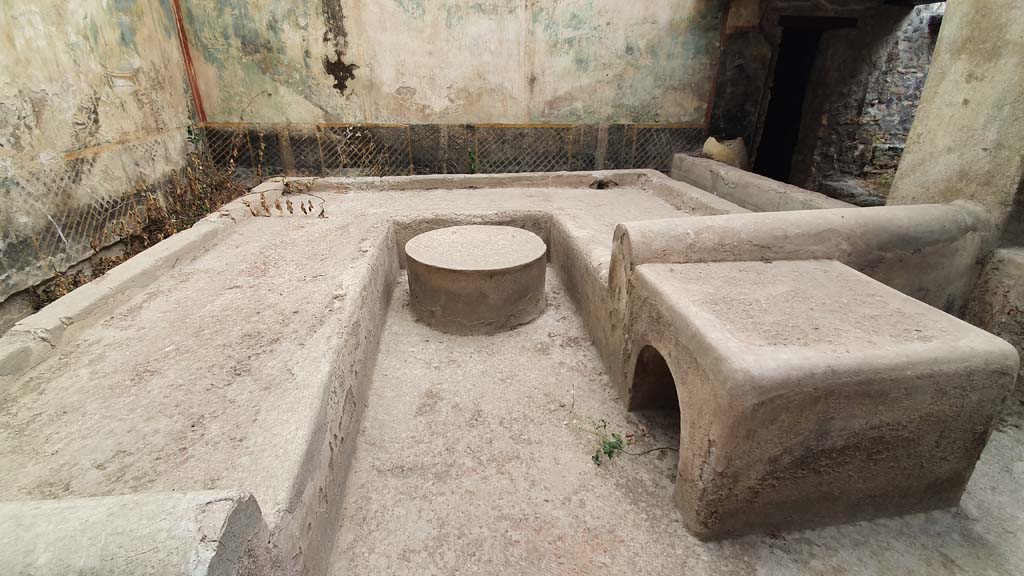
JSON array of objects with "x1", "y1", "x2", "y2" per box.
[
  {"x1": 583, "y1": 418, "x2": 678, "y2": 466},
  {"x1": 594, "y1": 430, "x2": 626, "y2": 465}
]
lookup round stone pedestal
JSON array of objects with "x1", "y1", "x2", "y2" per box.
[{"x1": 405, "y1": 225, "x2": 547, "y2": 335}]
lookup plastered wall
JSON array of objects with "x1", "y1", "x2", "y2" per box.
[
  {"x1": 0, "y1": 0, "x2": 192, "y2": 304},
  {"x1": 0, "y1": 0, "x2": 731, "y2": 327},
  {"x1": 888, "y1": 0, "x2": 1024, "y2": 242},
  {"x1": 180, "y1": 0, "x2": 727, "y2": 124}
]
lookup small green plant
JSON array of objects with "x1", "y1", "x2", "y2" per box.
[
  {"x1": 593, "y1": 432, "x2": 625, "y2": 465},
  {"x1": 584, "y1": 419, "x2": 677, "y2": 466}
]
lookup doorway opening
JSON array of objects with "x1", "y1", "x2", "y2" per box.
[{"x1": 753, "y1": 16, "x2": 857, "y2": 181}]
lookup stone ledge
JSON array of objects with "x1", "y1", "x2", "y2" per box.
[
  {"x1": 0, "y1": 185, "x2": 285, "y2": 379},
  {"x1": 609, "y1": 202, "x2": 993, "y2": 316},
  {"x1": 671, "y1": 154, "x2": 854, "y2": 212},
  {"x1": 0, "y1": 491, "x2": 276, "y2": 576}
]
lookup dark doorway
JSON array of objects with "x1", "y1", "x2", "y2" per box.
[{"x1": 754, "y1": 17, "x2": 856, "y2": 181}]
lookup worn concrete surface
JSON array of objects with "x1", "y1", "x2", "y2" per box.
[
  {"x1": 406, "y1": 225, "x2": 547, "y2": 272},
  {"x1": 330, "y1": 270, "x2": 1024, "y2": 576},
  {"x1": 967, "y1": 247, "x2": 1024, "y2": 416},
  {"x1": 406, "y1": 225, "x2": 547, "y2": 335},
  {"x1": 626, "y1": 260, "x2": 1018, "y2": 538},
  {"x1": 0, "y1": 491, "x2": 273, "y2": 576},
  {"x1": 610, "y1": 202, "x2": 992, "y2": 315},
  {"x1": 0, "y1": 210, "x2": 240, "y2": 377},
  {"x1": 0, "y1": 172, "x2": 713, "y2": 575},
  {"x1": 0, "y1": 202, "x2": 395, "y2": 575},
  {"x1": 2, "y1": 170, "x2": 1021, "y2": 573},
  {"x1": 671, "y1": 155, "x2": 853, "y2": 212}
]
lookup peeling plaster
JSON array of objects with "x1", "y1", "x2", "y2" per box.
[{"x1": 0, "y1": 0, "x2": 193, "y2": 301}]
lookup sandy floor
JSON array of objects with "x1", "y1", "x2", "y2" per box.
[{"x1": 329, "y1": 270, "x2": 1024, "y2": 576}]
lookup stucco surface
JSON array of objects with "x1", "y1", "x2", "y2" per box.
[
  {"x1": 406, "y1": 225, "x2": 548, "y2": 334},
  {"x1": 626, "y1": 261, "x2": 1016, "y2": 538},
  {"x1": 406, "y1": 225, "x2": 546, "y2": 271},
  {"x1": 181, "y1": 0, "x2": 724, "y2": 124},
  {"x1": 671, "y1": 154, "x2": 853, "y2": 211},
  {"x1": 0, "y1": 0, "x2": 193, "y2": 300},
  {"x1": 0, "y1": 491, "x2": 274, "y2": 576},
  {"x1": 0, "y1": 172, "x2": 705, "y2": 575},
  {"x1": 967, "y1": 247, "x2": 1024, "y2": 416},
  {"x1": 609, "y1": 201, "x2": 991, "y2": 316}
]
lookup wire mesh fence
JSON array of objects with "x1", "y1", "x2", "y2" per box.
[
  {"x1": 2, "y1": 130, "x2": 248, "y2": 306},
  {"x1": 631, "y1": 125, "x2": 707, "y2": 171},
  {"x1": 472, "y1": 125, "x2": 574, "y2": 173},
  {"x1": 201, "y1": 122, "x2": 705, "y2": 184},
  {"x1": 2, "y1": 140, "x2": 171, "y2": 301},
  {"x1": 2, "y1": 121, "x2": 703, "y2": 311}
]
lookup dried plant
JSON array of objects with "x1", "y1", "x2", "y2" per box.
[
  {"x1": 22, "y1": 91, "x2": 343, "y2": 311},
  {"x1": 28, "y1": 120, "x2": 270, "y2": 308}
]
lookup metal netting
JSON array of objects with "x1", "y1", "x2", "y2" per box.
[
  {"x1": 200, "y1": 123, "x2": 706, "y2": 178},
  {"x1": 631, "y1": 126, "x2": 706, "y2": 172},
  {"x1": 288, "y1": 127, "x2": 324, "y2": 176},
  {"x1": 472, "y1": 126, "x2": 573, "y2": 173},
  {"x1": 1, "y1": 137, "x2": 176, "y2": 300},
  {"x1": 2, "y1": 122, "x2": 706, "y2": 302},
  {"x1": 317, "y1": 125, "x2": 412, "y2": 177}
]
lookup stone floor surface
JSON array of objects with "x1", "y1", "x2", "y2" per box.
[{"x1": 329, "y1": 271, "x2": 1024, "y2": 576}]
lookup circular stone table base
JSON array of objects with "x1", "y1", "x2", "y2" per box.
[{"x1": 405, "y1": 225, "x2": 547, "y2": 335}]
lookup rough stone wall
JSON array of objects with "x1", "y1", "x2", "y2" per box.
[
  {"x1": 887, "y1": 0, "x2": 1024, "y2": 243},
  {"x1": 180, "y1": 0, "x2": 727, "y2": 124},
  {"x1": 790, "y1": 4, "x2": 944, "y2": 202},
  {"x1": 707, "y1": 0, "x2": 773, "y2": 146},
  {"x1": 0, "y1": 0, "x2": 193, "y2": 307}
]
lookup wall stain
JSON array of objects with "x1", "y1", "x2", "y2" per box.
[
  {"x1": 393, "y1": 0, "x2": 427, "y2": 18},
  {"x1": 112, "y1": 0, "x2": 140, "y2": 48},
  {"x1": 1, "y1": 0, "x2": 193, "y2": 305},
  {"x1": 321, "y1": 0, "x2": 358, "y2": 95},
  {"x1": 154, "y1": 0, "x2": 178, "y2": 39},
  {"x1": 180, "y1": 0, "x2": 724, "y2": 124}
]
